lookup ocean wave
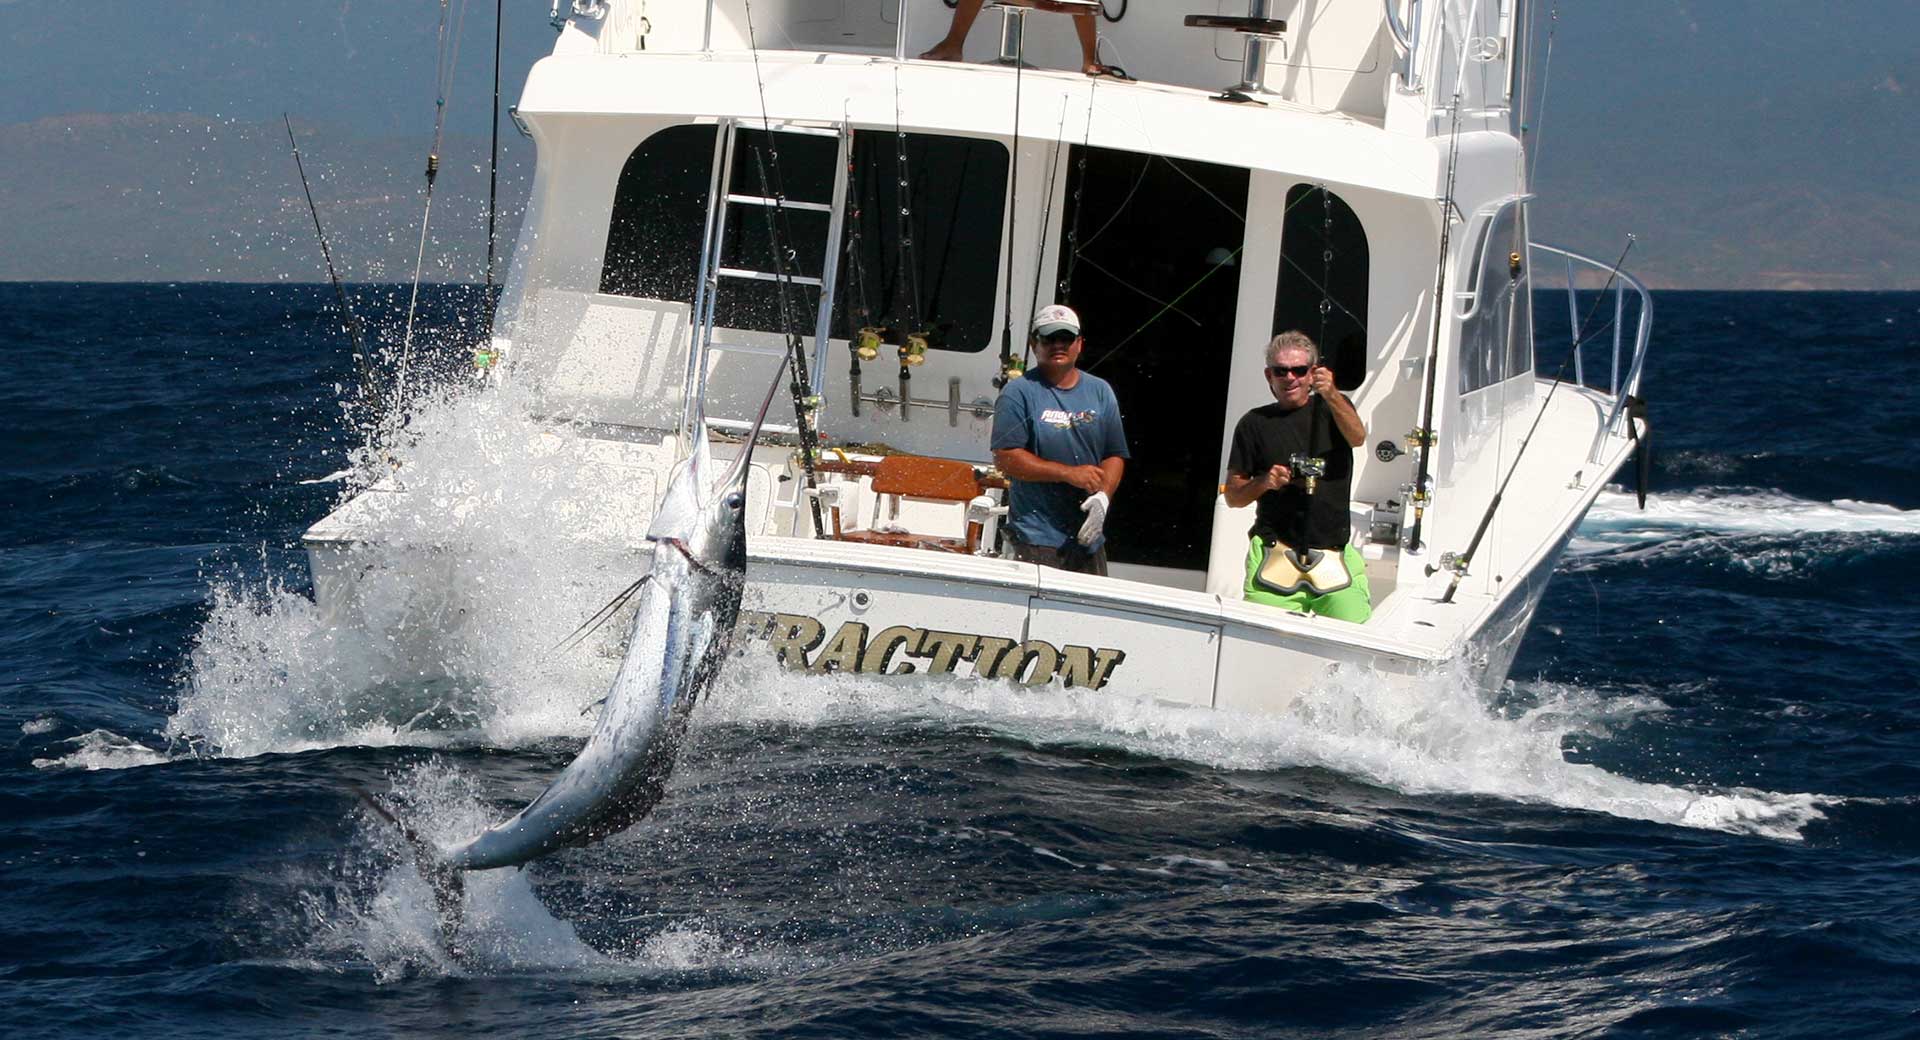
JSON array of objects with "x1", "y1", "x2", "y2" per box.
[
  {"x1": 1568, "y1": 487, "x2": 1920, "y2": 577},
  {"x1": 31, "y1": 728, "x2": 171, "y2": 771},
  {"x1": 1580, "y1": 486, "x2": 1920, "y2": 543},
  {"x1": 702, "y1": 658, "x2": 1830, "y2": 842}
]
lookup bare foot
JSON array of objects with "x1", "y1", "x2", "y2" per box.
[
  {"x1": 1083, "y1": 62, "x2": 1131, "y2": 80},
  {"x1": 918, "y1": 40, "x2": 965, "y2": 61}
]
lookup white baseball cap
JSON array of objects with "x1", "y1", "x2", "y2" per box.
[{"x1": 1031, "y1": 304, "x2": 1081, "y2": 338}]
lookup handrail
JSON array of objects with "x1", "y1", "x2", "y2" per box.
[
  {"x1": 1527, "y1": 241, "x2": 1654, "y2": 464},
  {"x1": 1384, "y1": 0, "x2": 1414, "y2": 51},
  {"x1": 1384, "y1": 0, "x2": 1423, "y2": 92}
]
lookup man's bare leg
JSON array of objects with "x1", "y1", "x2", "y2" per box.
[
  {"x1": 918, "y1": 0, "x2": 984, "y2": 61},
  {"x1": 1074, "y1": 12, "x2": 1102, "y2": 74}
]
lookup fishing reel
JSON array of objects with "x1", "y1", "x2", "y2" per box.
[
  {"x1": 994, "y1": 357, "x2": 1026, "y2": 389},
  {"x1": 899, "y1": 334, "x2": 928, "y2": 367},
  {"x1": 853, "y1": 326, "x2": 884, "y2": 362},
  {"x1": 1289, "y1": 453, "x2": 1327, "y2": 495}
]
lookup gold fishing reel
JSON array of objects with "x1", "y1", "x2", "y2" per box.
[
  {"x1": 853, "y1": 326, "x2": 883, "y2": 362},
  {"x1": 900, "y1": 333, "x2": 929, "y2": 367}
]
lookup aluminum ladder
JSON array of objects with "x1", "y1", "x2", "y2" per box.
[{"x1": 683, "y1": 118, "x2": 851, "y2": 438}]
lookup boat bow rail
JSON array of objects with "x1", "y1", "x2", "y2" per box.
[{"x1": 1527, "y1": 241, "x2": 1654, "y2": 463}]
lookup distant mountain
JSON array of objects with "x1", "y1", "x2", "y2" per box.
[
  {"x1": 0, "y1": 113, "x2": 528, "y2": 283},
  {"x1": 0, "y1": 75, "x2": 1912, "y2": 288}
]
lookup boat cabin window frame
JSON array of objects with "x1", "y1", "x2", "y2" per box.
[
  {"x1": 1272, "y1": 182, "x2": 1370, "y2": 391},
  {"x1": 597, "y1": 122, "x2": 1010, "y2": 357},
  {"x1": 1456, "y1": 196, "x2": 1534, "y2": 395}
]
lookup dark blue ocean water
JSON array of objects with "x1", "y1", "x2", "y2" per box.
[{"x1": 2, "y1": 283, "x2": 1917, "y2": 1038}]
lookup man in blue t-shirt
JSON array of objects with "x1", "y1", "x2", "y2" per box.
[{"x1": 989, "y1": 304, "x2": 1129, "y2": 575}]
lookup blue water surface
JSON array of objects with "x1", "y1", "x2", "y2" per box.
[{"x1": 1, "y1": 284, "x2": 1916, "y2": 1038}]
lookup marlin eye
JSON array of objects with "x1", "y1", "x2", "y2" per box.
[{"x1": 725, "y1": 491, "x2": 746, "y2": 509}]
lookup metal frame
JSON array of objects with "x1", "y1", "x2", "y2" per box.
[
  {"x1": 684, "y1": 116, "x2": 853, "y2": 439},
  {"x1": 1527, "y1": 241, "x2": 1655, "y2": 463}
]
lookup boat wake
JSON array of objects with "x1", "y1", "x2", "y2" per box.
[
  {"x1": 1570, "y1": 486, "x2": 1920, "y2": 577},
  {"x1": 703, "y1": 657, "x2": 1829, "y2": 842},
  {"x1": 1578, "y1": 485, "x2": 1920, "y2": 545}
]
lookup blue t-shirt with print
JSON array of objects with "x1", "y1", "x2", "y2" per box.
[{"x1": 989, "y1": 369, "x2": 1129, "y2": 551}]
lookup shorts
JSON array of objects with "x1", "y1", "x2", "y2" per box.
[{"x1": 1241, "y1": 537, "x2": 1372, "y2": 623}]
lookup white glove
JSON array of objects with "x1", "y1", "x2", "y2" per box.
[{"x1": 1077, "y1": 491, "x2": 1109, "y2": 546}]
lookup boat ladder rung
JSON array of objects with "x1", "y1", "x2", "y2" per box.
[
  {"x1": 725, "y1": 193, "x2": 833, "y2": 213},
  {"x1": 716, "y1": 266, "x2": 824, "y2": 288}
]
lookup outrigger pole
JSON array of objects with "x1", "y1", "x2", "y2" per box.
[{"x1": 282, "y1": 114, "x2": 381, "y2": 423}]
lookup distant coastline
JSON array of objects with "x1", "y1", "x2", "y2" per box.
[{"x1": 2, "y1": 112, "x2": 1914, "y2": 291}]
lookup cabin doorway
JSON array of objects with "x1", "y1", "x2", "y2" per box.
[{"x1": 1054, "y1": 146, "x2": 1248, "y2": 577}]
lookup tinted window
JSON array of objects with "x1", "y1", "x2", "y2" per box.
[
  {"x1": 600, "y1": 124, "x2": 715, "y2": 302},
  {"x1": 832, "y1": 131, "x2": 1009, "y2": 353},
  {"x1": 1273, "y1": 184, "x2": 1369, "y2": 390},
  {"x1": 1458, "y1": 201, "x2": 1532, "y2": 394}
]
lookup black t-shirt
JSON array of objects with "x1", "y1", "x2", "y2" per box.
[{"x1": 1227, "y1": 397, "x2": 1355, "y2": 549}]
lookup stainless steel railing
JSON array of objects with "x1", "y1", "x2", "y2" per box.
[{"x1": 1527, "y1": 241, "x2": 1654, "y2": 464}]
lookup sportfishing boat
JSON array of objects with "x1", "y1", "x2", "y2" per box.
[{"x1": 304, "y1": 0, "x2": 1651, "y2": 714}]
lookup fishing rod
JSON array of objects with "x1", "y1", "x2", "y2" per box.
[
  {"x1": 1432, "y1": 235, "x2": 1636, "y2": 605},
  {"x1": 282, "y1": 114, "x2": 381, "y2": 421},
  {"x1": 741, "y1": 0, "x2": 828, "y2": 536},
  {"x1": 484, "y1": 0, "x2": 504, "y2": 336}
]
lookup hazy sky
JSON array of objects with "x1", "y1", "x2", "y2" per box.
[{"x1": 1, "y1": 1, "x2": 1913, "y2": 287}]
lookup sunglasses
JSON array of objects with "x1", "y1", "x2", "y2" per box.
[
  {"x1": 1267, "y1": 364, "x2": 1313, "y2": 379},
  {"x1": 1037, "y1": 330, "x2": 1078, "y2": 345}
]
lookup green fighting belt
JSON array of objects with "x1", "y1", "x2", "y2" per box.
[{"x1": 1254, "y1": 542, "x2": 1353, "y2": 597}]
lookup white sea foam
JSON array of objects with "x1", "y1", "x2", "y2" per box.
[
  {"x1": 169, "y1": 382, "x2": 639, "y2": 760},
  {"x1": 305, "y1": 761, "x2": 615, "y2": 979},
  {"x1": 32, "y1": 729, "x2": 170, "y2": 771},
  {"x1": 706, "y1": 657, "x2": 1830, "y2": 841},
  {"x1": 1575, "y1": 486, "x2": 1920, "y2": 551},
  {"x1": 308, "y1": 761, "x2": 787, "y2": 979}
]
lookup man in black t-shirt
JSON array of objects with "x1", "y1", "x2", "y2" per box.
[{"x1": 1223, "y1": 331, "x2": 1372, "y2": 622}]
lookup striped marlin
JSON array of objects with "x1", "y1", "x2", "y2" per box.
[{"x1": 360, "y1": 356, "x2": 789, "y2": 931}]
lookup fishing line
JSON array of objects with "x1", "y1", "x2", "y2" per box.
[
  {"x1": 397, "y1": 0, "x2": 472, "y2": 412},
  {"x1": 1527, "y1": 1, "x2": 1558, "y2": 184},
  {"x1": 283, "y1": 114, "x2": 382, "y2": 423},
  {"x1": 742, "y1": 0, "x2": 826, "y2": 535},
  {"x1": 484, "y1": 0, "x2": 505, "y2": 330},
  {"x1": 1058, "y1": 74, "x2": 1096, "y2": 303},
  {"x1": 996, "y1": 41, "x2": 1025, "y2": 385},
  {"x1": 1022, "y1": 98, "x2": 1070, "y2": 345}
]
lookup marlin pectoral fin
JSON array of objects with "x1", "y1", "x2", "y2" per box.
[{"x1": 554, "y1": 575, "x2": 651, "y2": 653}]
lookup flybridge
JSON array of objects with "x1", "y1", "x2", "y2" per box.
[{"x1": 549, "y1": 0, "x2": 1522, "y2": 134}]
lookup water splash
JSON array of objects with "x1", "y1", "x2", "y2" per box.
[
  {"x1": 168, "y1": 381, "x2": 656, "y2": 759},
  {"x1": 303, "y1": 760, "x2": 787, "y2": 979},
  {"x1": 31, "y1": 729, "x2": 171, "y2": 771},
  {"x1": 1578, "y1": 486, "x2": 1920, "y2": 548},
  {"x1": 308, "y1": 761, "x2": 615, "y2": 979},
  {"x1": 706, "y1": 656, "x2": 1830, "y2": 841}
]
